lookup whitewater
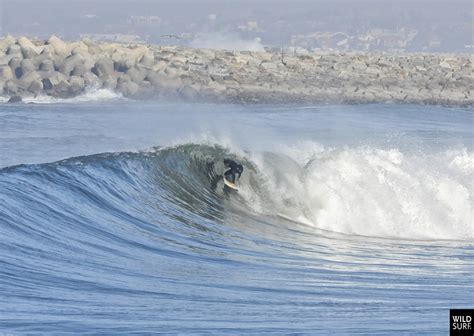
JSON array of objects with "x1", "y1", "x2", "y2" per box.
[{"x1": 0, "y1": 99, "x2": 473, "y2": 334}]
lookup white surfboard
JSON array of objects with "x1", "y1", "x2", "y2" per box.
[{"x1": 223, "y1": 177, "x2": 239, "y2": 191}]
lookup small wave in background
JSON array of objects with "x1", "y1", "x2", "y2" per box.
[{"x1": 0, "y1": 86, "x2": 125, "y2": 104}]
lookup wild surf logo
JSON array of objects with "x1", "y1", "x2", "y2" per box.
[{"x1": 450, "y1": 309, "x2": 473, "y2": 336}]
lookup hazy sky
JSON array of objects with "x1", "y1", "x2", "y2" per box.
[{"x1": 0, "y1": 0, "x2": 472, "y2": 52}]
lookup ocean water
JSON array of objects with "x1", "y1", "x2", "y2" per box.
[{"x1": 0, "y1": 97, "x2": 473, "y2": 334}]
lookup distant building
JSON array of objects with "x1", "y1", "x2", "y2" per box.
[
  {"x1": 127, "y1": 16, "x2": 162, "y2": 26},
  {"x1": 238, "y1": 21, "x2": 263, "y2": 33},
  {"x1": 80, "y1": 34, "x2": 146, "y2": 44},
  {"x1": 358, "y1": 28, "x2": 418, "y2": 51},
  {"x1": 290, "y1": 32, "x2": 350, "y2": 50}
]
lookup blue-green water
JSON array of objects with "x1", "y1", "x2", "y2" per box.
[{"x1": 0, "y1": 101, "x2": 473, "y2": 334}]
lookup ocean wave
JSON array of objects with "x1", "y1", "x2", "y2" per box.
[{"x1": 1, "y1": 143, "x2": 472, "y2": 241}]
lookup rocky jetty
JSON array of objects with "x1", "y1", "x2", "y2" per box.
[{"x1": 0, "y1": 35, "x2": 472, "y2": 105}]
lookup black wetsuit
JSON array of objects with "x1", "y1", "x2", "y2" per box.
[{"x1": 224, "y1": 160, "x2": 244, "y2": 183}]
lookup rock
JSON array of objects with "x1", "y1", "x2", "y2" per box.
[
  {"x1": 69, "y1": 76, "x2": 85, "y2": 94},
  {"x1": 20, "y1": 59, "x2": 36, "y2": 76},
  {"x1": 8, "y1": 57, "x2": 22, "y2": 78},
  {"x1": 152, "y1": 60, "x2": 167, "y2": 72},
  {"x1": 69, "y1": 41, "x2": 89, "y2": 55},
  {"x1": 207, "y1": 80, "x2": 227, "y2": 94},
  {"x1": 160, "y1": 76, "x2": 182, "y2": 91},
  {"x1": 260, "y1": 61, "x2": 279, "y2": 71},
  {"x1": 28, "y1": 79, "x2": 43, "y2": 94},
  {"x1": 365, "y1": 67, "x2": 380, "y2": 76},
  {"x1": 39, "y1": 59, "x2": 55, "y2": 72},
  {"x1": 7, "y1": 44, "x2": 22, "y2": 57},
  {"x1": 112, "y1": 50, "x2": 129, "y2": 71},
  {"x1": 180, "y1": 85, "x2": 199, "y2": 100},
  {"x1": 21, "y1": 46, "x2": 39, "y2": 59},
  {"x1": 0, "y1": 36, "x2": 17, "y2": 53},
  {"x1": 92, "y1": 58, "x2": 114, "y2": 78},
  {"x1": 8, "y1": 95, "x2": 22, "y2": 103},
  {"x1": 0, "y1": 40, "x2": 470, "y2": 105},
  {"x1": 136, "y1": 80, "x2": 155, "y2": 98},
  {"x1": 41, "y1": 45, "x2": 55, "y2": 56},
  {"x1": 102, "y1": 74, "x2": 118, "y2": 89},
  {"x1": 8, "y1": 56, "x2": 22, "y2": 69},
  {"x1": 59, "y1": 54, "x2": 84, "y2": 76},
  {"x1": 87, "y1": 44, "x2": 103, "y2": 55},
  {"x1": 82, "y1": 72, "x2": 102, "y2": 87},
  {"x1": 0, "y1": 54, "x2": 14, "y2": 66},
  {"x1": 139, "y1": 52, "x2": 155, "y2": 68},
  {"x1": 54, "y1": 80, "x2": 72, "y2": 97},
  {"x1": 71, "y1": 63, "x2": 89, "y2": 77},
  {"x1": 117, "y1": 73, "x2": 132, "y2": 84},
  {"x1": 352, "y1": 61, "x2": 367, "y2": 72},
  {"x1": 0, "y1": 65, "x2": 14, "y2": 81},
  {"x1": 81, "y1": 38, "x2": 96, "y2": 48},
  {"x1": 164, "y1": 67, "x2": 177, "y2": 77},
  {"x1": 439, "y1": 61, "x2": 451, "y2": 69},
  {"x1": 51, "y1": 54, "x2": 68, "y2": 71},
  {"x1": 17, "y1": 36, "x2": 39, "y2": 51},
  {"x1": 117, "y1": 80, "x2": 139, "y2": 96},
  {"x1": 17, "y1": 71, "x2": 41, "y2": 89},
  {"x1": 170, "y1": 55, "x2": 188, "y2": 65},
  {"x1": 98, "y1": 43, "x2": 120, "y2": 56},
  {"x1": 38, "y1": 70, "x2": 67, "y2": 85},
  {"x1": 126, "y1": 66, "x2": 147, "y2": 84},
  {"x1": 41, "y1": 78, "x2": 53, "y2": 90},
  {"x1": 18, "y1": 36, "x2": 41, "y2": 58},
  {"x1": 144, "y1": 70, "x2": 162, "y2": 86},
  {"x1": 47, "y1": 35, "x2": 70, "y2": 56},
  {"x1": 5, "y1": 80, "x2": 20, "y2": 95},
  {"x1": 377, "y1": 59, "x2": 393, "y2": 68},
  {"x1": 127, "y1": 46, "x2": 150, "y2": 63}
]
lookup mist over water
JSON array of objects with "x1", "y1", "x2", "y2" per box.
[
  {"x1": 190, "y1": 32, "x2": 264, "y2": 51},
  {"x1": 0, "y1": 101, "x2": 473, "y2": 333}
]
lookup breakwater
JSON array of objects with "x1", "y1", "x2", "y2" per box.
[{"x1": 0, "y1": 35, "x2": 472, "y2": 105}]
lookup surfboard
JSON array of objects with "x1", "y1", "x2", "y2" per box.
[{"x1": 223, "y1": 177, "x2": 239, "y2": 191}]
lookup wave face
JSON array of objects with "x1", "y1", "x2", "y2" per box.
[{"x1": 0, "y1": 143, "x2": 473, "y2": 333}]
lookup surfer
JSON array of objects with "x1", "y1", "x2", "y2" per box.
[{"x1": 223, "y1": 159, "x2": 243, "y2": 184}]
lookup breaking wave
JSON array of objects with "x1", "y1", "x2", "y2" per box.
[{"x1": 1, "y1": 143, "x2": 472, "y2": 241}]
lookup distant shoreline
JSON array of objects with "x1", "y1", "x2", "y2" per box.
[{"x1": 0, "y1": 35, "x2": 472, "y2": 106}]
